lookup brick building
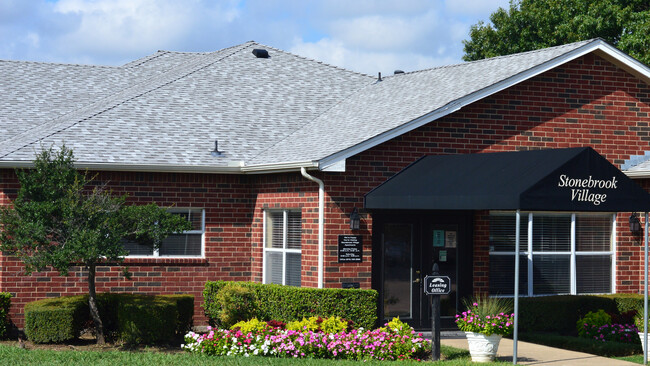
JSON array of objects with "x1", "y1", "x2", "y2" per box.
[{"x1": 1, "y1": 38, "x2": 650, "y2": 330}]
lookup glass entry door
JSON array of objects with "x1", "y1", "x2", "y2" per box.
[{"x1": 376, "y1": 212, "x2": 472, "y2": 330}]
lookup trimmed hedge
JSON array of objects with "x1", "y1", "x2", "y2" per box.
[
  {"x1": 0, "y1": 293, "x2": 12, "y2": 339},
  {"x1": 203, "y1": 281, "x2": 378, "y2": 329},
  {"x1": 518, "y1": 294, "x2": 645, "y2": 333},
  {"x1": 24, "y1": 295, "x2": 88, "y2": 343},
  {"x1": 24, "y1": 293, "x2": 194, "y2": 344}
]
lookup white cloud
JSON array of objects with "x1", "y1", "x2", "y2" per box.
[
  {"x1": 290, "y1": 37, "x2": 456, "y2": 76},
  {"x1": 49, "y1": 0, "x2": 240, "y2": 63},
  {"x1": 0, "y1": 0, "x2": 507, "y2": 71},
  {"x1": 444, "y1": 0, "x2": 510, "y2": 17}
]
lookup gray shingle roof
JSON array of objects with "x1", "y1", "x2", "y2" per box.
[
  {"x1": 2, "y1": 38, "x2": 645, "y2": 173},
  {"x1": 248, "y1": 40, "x2": 595, "y2": 166}
]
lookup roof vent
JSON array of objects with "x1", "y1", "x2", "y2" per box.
[
  {"x1": 211, "y1": 140, "x2": 223, "y2": 157},
  {"x1": 252, "y1": 49, "x2": 269, "y2": 58},
  {"x1": 394, "y1": 70, "x2": 405, "y2": 75},
  {"x1": 377, "y1": 72, "x2": 382, "y2": 82}
]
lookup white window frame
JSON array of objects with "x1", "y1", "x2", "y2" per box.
[
  {"x1": 125, "y1": 208, "x2": 205, "y2": 258},
  {"x1": 489, "y1": 211, "x2": 616, "y2": 296},
  {"x1": 262, "y1": 209, "x2": 301, "y2": 286}
]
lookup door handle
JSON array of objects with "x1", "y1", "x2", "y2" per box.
[{"x1": 413, "y1": 278, "x2": 421, "y2": 283}]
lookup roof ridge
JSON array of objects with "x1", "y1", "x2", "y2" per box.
[
  {"x1": 253, "y1": 42, "x2": 375, "y2": 79},
  {"x1": 0, "y1": 42, "x2": 256, "y2": 159},
  {"x1": 0, "y1": 58, "x2": 120, "y2": 69},
  {"x1": 121, "y1": 50, "x2": 171, "y2": 68},
  {"x1": 388, "y1": 39, "x2": 598, "y2": 78}
]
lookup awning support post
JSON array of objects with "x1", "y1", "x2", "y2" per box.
[
  {"x1": 641, "y1": 212, "x2": 648, "y2": 365},
  {"x1": 513, "y1": 209, "x2": 520, "y2": 365}
]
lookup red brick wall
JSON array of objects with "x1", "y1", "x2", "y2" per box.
[
  {"x1": 1, "y1": 52, "x2": 650, "y2": 330},
  {"x1": 0, "y1": 170, "x2": 255, "y2": 329}
]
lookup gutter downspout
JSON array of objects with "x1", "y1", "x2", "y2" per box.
[{"x1": 300, "y1": 167, "x2": 324, "y2": 289}]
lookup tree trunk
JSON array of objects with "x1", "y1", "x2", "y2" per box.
[{"x1": 87, "y1": 263, "x2": 105, "y2": 345}]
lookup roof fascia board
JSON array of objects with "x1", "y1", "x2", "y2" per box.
[
  {"x1": 241, "y1": 161, "x2": 319, "y2": 174},
  {"x1": 0, "y1": 161, "x2": 243, "y2": 174},
  {"x1": 624, "y1": 171, "x2": 650, "y2": 179},
  {"x1": 592, "y1": 43, "x2": 650, "y2": 83},
  {"x1": 319, "y1": 40, "x2": 649, "y2": 169},
  {"x1": 0, "y1": 160, "x2": 320, "y2": 175}
]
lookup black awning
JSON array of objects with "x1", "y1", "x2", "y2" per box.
[{"x1": 364, "y1": 147, "x2": 650, "y2": 212}]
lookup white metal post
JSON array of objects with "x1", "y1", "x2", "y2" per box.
[
  {"x1": 643, "y1": 212, "x2": 648, "y2": 365},
  {"x1": 513, "y1": 210, "x2": 520, "y2": 365}
]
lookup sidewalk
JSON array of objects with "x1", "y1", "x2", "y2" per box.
[{"x1": 434, "y1": 331, "x2": 638, "y2": 365}]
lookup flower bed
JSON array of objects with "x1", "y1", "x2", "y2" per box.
[
  {"x1": 182, "y1": 318, "x2": 429, "y2": 361},
  {"x1": 583, "y1": 323, "x2": 639, "y2": 344}
]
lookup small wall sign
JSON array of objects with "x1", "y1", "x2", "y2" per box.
[
  {"x1": 338, "y1": 235, "x2": 363, "y2": 263},
  {"x1": 433, "y1": 230, "x2": 445, "y2": 247},
  {"x1": 445, "y1": 231, "x2": 457, "y2": 248}
]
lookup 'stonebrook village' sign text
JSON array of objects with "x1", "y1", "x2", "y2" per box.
[{"x1": 557, "y1": 174, "x2": 618, "y2": 206}]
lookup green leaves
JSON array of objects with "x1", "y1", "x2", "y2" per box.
[
  {"x1": 463, "y1": 0, "x2": 650, "y2": 65},
  {"x1": 0, "y1": 146, "x2": 191, "y2": 274}
]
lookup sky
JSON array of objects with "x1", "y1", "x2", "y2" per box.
[{"x1": 0, "y1": 0, "x2": 511, "y2": 76}]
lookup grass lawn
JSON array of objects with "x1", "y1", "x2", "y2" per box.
[
  {"x1": 0, "y1": 343, "x2": 510, "y2": 365},
  {"x1": 615, "y1": 354, "x2": 644, "y2": 364}
]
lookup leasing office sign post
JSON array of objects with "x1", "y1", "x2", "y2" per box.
[{"x1": 425, "y1": 264, "x2": 450, "y2": 361}]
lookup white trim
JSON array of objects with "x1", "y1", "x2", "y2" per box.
[
  {"x1": 527, "y1": 213, "x2": 533, "y2": 297},
  {"x1": 612, "y1": 213, "x2": 617, "y2": 293},
  {"x1": 262, "y1": 210, "x2": 267, "y2": 284},
  {"x1": 0, "y1": 160, "x2": 320, "y2": 175},
  {"x1": 570, "y1": 214, "x2": 576, "y2": 295},
  {"x1": 624, "y1": 171, "x2": 650, "y2": 179},
  {"x1": 262, "y1": 209, "x2": 303, "y2": 286}
]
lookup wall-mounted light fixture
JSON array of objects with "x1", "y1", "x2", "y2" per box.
[
  {"x1": 350, "y1": 207, "x2": 360, "y2": 231},
  {"x1": 630, "y1": 212, "x2": 641, "y2": 235}
]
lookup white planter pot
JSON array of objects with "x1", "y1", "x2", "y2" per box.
[
  {"x1": 640, "y1": 332, "x2": 647, "y2": 355},
  {"x1": 465, "y1": 331, "x2": 502, "y2": 362}
]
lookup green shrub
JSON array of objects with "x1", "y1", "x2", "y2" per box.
[
  {"x1": 518, "y1": 295, "x2": 617, "y2": 333},
  {"x1": 24, "y1": 293, "x2": 193, "y2": 344},
  {"x1": 214, "y1": 283, "x2": 257, "y2": 329},
  {"x1": 203, "y1": 281, "x2": 378, "y2": 329},
  {"x1": 160, "y1": 294, "x2": 194, "y2": 336},
  {"x1": 320, "y1": 316, "x2": 348, "y2": 334},
  {"x1": 576, "y1": 309, "x2": 612, "y2": 337},
  {"x1": 116, "y1": 295, "x2": 176, "y2": 345},
  {"x1": 230, "y1": 318, "x2": 269, "y2": 333},
  {"x1": 285, "y1": 316, "x2": 349, "y2": 333},
  {"x1": 381, "y1": 317, "x2": 415, "y2": 337},
  {"x1": 24, "y1": 295, "x2": 88, "y2": 343},
  {"x1": 0, "y1": 293, "x2": 12, "y2": 339}
]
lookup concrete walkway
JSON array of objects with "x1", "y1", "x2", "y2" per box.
[{"x1": 434, "y1": 331, "x2": 638, "y2": 365}]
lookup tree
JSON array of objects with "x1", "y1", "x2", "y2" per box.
[
  {"x1": 463, "y1": 0, "x2": 650, "y2": 65},
  {"x1": 0, "y1": 147, "x2": 191, "y2": 344}
]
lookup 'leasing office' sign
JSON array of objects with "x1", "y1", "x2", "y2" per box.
[{"x1": 557, "y1": 174, "x2": 618, "y2": 206}]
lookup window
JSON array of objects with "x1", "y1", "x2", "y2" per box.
[
  {"x1": 123, "y1": 208, "x2": 204, "y2": 257},
  {"x1": 489, "y1": 212, "x2": 615, "y2": 296},
  {"x1": 263, "y1": 210, "x2": 301, "y2": 286}
]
